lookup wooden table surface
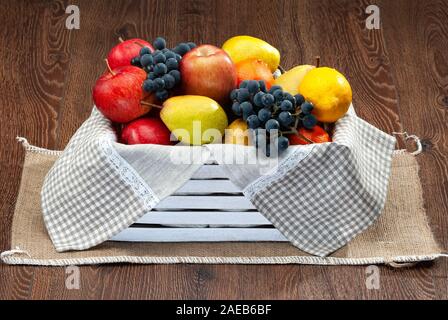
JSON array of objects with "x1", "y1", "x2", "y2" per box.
[{"x1": 0, "y1": 0, "x2": 447, "y2": 300}]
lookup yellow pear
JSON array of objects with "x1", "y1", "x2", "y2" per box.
[
  {"x1": 273, "y1": 65, "x2": 315, "y2": 95},
  {"x1": 160, "y1": 95, "x2": 228, "y2": 146},
  {"x1": 225, "y1": 119, "x2": 249, "y2": 145},
  {"x1": 222, "y1": 36, "x2": 280, "y2": 73}
]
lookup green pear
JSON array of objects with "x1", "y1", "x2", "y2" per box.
[{"x1": 160, "y1": 95, "x2": 228, "y2": 146}]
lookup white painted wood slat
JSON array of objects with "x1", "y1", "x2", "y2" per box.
[
  {"x1": 173, "y1": 180, "x2": 241, "y2": 195},
  {"x1": 155, "y1": 196, "x2": 256, "y2": 211},
  {"x1": 115, "y1": 163, "x2": 284, "y2": 243},
  {"x1": 111, "y1": 228, "x2": 287, "y2": 242},
  {"x1": 191, "y1": 165, "x2": 228, "y2": 179},
  {"x1": 136, "y1": 211, "x2": 271, "y2": 227}
]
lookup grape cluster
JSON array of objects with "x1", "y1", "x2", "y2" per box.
[
  {"x1": 131, "y1": 37, "x2": 196, "y2": 101},
  {"x1": 230, "y1": 80, "x2": 317, "y2": 156}
]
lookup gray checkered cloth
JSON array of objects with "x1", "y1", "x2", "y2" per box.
[{"x1": 41, "y1": 107, "x2": 396, "y2": 256}]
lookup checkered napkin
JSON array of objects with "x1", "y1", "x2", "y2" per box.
[
  {"x1": 41, "y1": 107, "x2": 396, "y2": 256},
  {"x1": 240, "y1": 110, "x2": 396, "y2": 256}
]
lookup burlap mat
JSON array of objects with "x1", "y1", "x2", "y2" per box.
[{"x1": 0, "y1": 145, "x2": 443, "y2": 266}]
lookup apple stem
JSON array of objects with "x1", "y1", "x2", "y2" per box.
[
  {"x1": 118, "y1": 37, "x2": 125, "y2": 43},
  {"x1": 315, "y1": 56, "x2": 321, "y2": 68},
  {"x1": 104, "y1": 59, "x2": 116, "y2": 76},
  {"x1": 141, "y1": 101, "x2": 163, "y2": 109}
]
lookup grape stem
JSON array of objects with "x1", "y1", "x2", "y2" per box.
[
  {"x1": 315, "y1": 56, "x2": 320, "y2": 68},
  {"x1": 104, "y1": 59, "x2": 116, "y2": 76},
  {"x1": 293, "y1": 111, "x2": 300, "y2": 130},
  {"x1": 141, "y1": 101, "x2": 163, "y2": 109}
]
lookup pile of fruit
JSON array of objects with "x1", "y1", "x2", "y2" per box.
[{"x1": 93, "y1": 35, "x2": 353, "y2": 156}]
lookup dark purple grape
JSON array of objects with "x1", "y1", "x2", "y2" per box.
[
  {"x1": 153, "y1": 78, "x2": 165, "y2": 90},
  {"x1": 169, "y1": 70, "x2": 181, "y2": 84},
  {"x1": 283, "y1": 92, "x2": 296, "y2": 105},
  {"x1": 261, "y1": 94, "x2": 275, "y2": 107},
  {"x1": 301, "y1": 101, "x2": 314, "y2": 114},
  {"x1": 154, "y1": 63, "x2": 167, "y2": 76},
  {"x1": 247, "y1": 80, "x2": 260, "y2": 94},
  {"x1": 232, "y1": 102, "x2": 242, "y2": 116},
  {"x1": 142, "y1": 79, "x2": 154, "y2": 92},
  {"x1": 230, "y1": 89, "x2": 238, "y2": 101},
  {"x1": 156, "y1": 89, "x2": 169, "y2": 100},
  {"x1": 165, "y1": 51, "x2": 176, "y2": 60},
  {"x1": 174, "y1": 43, "x2": 190, "y2": 56},
  {"x1": 140, "y1": 54, "x2": 153, "y2": 67},
  {"x1": 246, "y1": 115, "x2": 260, "y2": 129},
  {"x1": 273, "y1": 89, "x2": 284, "y2": 102},
  {"x1": 268, "y1": 85, "x2": 282, "y2": 94},
  {"x1": 278, "y1": 111, "x2": 294, "y2": 127},
  {"x1": 241, "y1": 101, "x2": 254, "y2": 120},
  {"x1": 302, "y1": 114, "x2": 317, "y2": 129},
  {"x1": 294, "y1": 94, "x2": 305, "y2": 106},
  {"x1": 253, "y1": 92, "x2": 265, "y2": 107},
  {"x1": 162, "y1": 74, "x2": 176, "y2": 89},
  {"x1": 165, "y1": 58, "x2": 178, "y2": 71},
  {"x1": 258, "y1": 80, "x2": 267, "y2": 92},
  {"x1": 139, "y1": 46, "x2": 151, "y2": 56},
  {"x1": 276, "y1": 136, "x2": 289, "y2": 153},
  {"x1": 187, "y1": 42, "x2": 197, "y2": 49},
  {"x1": 258, "y1": 108, "x2": 271, "y2": 123},
  {"x1": 237, "y1": 88, "x2": 250, "y2": 102},
  {"x1": 147, "y1": 72, "x2": 156, "y2": 80},
  {"x1": 280, "y1": 100, "x2": 294, "y2": 112},
  {"x1": 131, "y1": 56, "x2": 142, "y2": 67},
  {"x1": 153, "y1": 37, "x2": 166, "y2": 50},
  {"x1": 265, "y1": 119, "x2": 280, "y2": 131},
  {"x1": 153, "y1": 53, "x2": 166, "y2": 64}
]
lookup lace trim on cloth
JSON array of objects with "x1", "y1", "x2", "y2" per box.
[
  {"x1": 98, "y1": 137, "x2": 159, "y2": 210},
  {"x1": 243, "y1": 144, "x2": 316, "y2": 200}
]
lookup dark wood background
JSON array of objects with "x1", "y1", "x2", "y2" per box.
[{"x1": 0, "y1": 0, "x2": 447, "y2": 300}]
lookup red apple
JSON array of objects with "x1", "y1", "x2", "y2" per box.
[
  {"x1": 121, "y1": 117, "x2": 172, "y2": 145},
  {"x1": 107, "y1": 38, "x2": 154, "y2": 69},
  {"x1": 93, "y1": 64, "x2": 154, "y2": 123},
  {"x1": 288, "y1": 126, "x2": 332, "y2": 145},
  {"x1": 180, "y1": 45, "x2": 237, "y2": 103}
]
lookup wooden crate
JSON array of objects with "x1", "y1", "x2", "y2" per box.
[{"x1": 111, "y1": 164, "x2": 287, "y2": 242}]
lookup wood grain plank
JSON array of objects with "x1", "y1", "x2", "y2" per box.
[
  {"x1": 0, "y1": 0, "x2": 72, "y2": 300},
  {"x1": 380, "y1": 0, "x2": 448, "y2": 299}
]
